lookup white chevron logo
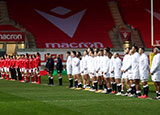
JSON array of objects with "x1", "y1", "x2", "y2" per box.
[
  {"x1": 35, "y1": 7, "x2": 87, "y2": 38},
  {"x1": 146, "y1": 9, "x2": 160, "y2": 21}
]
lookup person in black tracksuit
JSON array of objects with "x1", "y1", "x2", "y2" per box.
[
  {"x1": 45, "y1": 54, "x2": 54, "y2": 85},
  {"x1": 56, "y1": 54, "x2": 63, "y2": 86}
]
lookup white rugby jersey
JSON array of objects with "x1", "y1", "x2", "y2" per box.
[
  {"x1": 131, "y1": 52, "x2": 140, "y2": 77},
  {"x1": 113, "y1": 57, "x2": 122, "y2": 78},
  {"x1": 139, "y1": 53, "x2": 150, "y2": 78},
  {"x1": 66, "y1": 55, "x2": 72, "y2": 69},
  {"x1": 151, "y1": 53, "x2": 160, "y2": 77},
  {"x1": 102, "y1": 55, "x2": 110, "y2": 74},
  {"x1": 72, "y1": 57, "x2": 80, "y2": 75}
]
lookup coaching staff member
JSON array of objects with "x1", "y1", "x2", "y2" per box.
[
  {"x1": 46, "y1": 54, "x2": 54, "y2": 85},
  {"x1": 56, "y1": 54, "x2": 63, "y2": 86}
]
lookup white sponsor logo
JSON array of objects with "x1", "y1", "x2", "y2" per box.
[
  {"x1": 146, "y1": 9, "x2": 160, "y2": 21},
  {"x1": 0, "y1": 34, "x2": 23, "y2": 40},
  {"x1": 45, "y1": 42, "x2": 104, "y2": 48},
  {"x1": 35, "y1": 7, "x2": 87, "y2": 38},
  {"x1": 123, "y1": 32, "x2": 128, "y2": 38}
]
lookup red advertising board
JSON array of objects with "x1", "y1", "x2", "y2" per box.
[{"x1": 0, "y1": 32, "x2": 25, "y2": 41}]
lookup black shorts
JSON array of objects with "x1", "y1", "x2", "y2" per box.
[
  {"x1": 57, "y1": 69, "x2": 62, "y2": 74},
  {"x1": 47, "y1": 69, "x2": 53, "y2": 74}
]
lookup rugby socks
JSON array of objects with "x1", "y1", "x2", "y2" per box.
[
  {"x1": 111, "y1": 82, "x2": 117, "y2": 91},
  {"x1": 2, "y1": 73, "x2": 5, "y2": 79},
  {"x1": 156, "y1": 91, "x2": 160, "y2": 97},
  {"x1": 75, "y1": 79, "x2": 78, "y2": 88},
  {"x1": 143, "y1": 85, "x2": 149, "y2": 96},
  {"x1": 131, "y1": 84, "x2": 136, "y2": 95},
  {"x1": 6, "y1": 74, "x2": 9, "y2": 80},
  {"x1": 36, "y1": 75, "x2": 41, "y2": 84},
  {"x1": 117, "y1": 83, "x2": 122, "y2": 93},
  {"x1": 26, "y1": 76, "x2": 30, "y2": 82},
  {"x1": 31, "y1": 76, "x2": 34, "y2": 82},
  {"x1": 104, "y1": 84, "x2": 107, "y2": 90},
  {"x1": 127, "y1": 88, "x2": 132, "y2": 94},
  {"x1": 99, "y1": 85, "x2": 103, "y2": 90},
  {"x1": 59, "y1": 76, "x2": 62, "y2": 86},
  {"x1": 107, "y1": 88, "x2": 112, "y2": 93},
  {"x1": 35, "y1": 75, "x2": 37, "y2": 82},
  {"x1": 93, "y1": 81, "x2": 98, "y2": 90},
  {"x1": 78, "y1": 82, "x2": 82, "y2": 88},
  {"x1": 69, "y1": 78, "x2": 73, "y2": 87},
  {"x1": 50, "y1": 77, "x2": 54, "y2": 85},
  {"x1": 136, "y1": 90, "x2": 141, "y2": 96}
]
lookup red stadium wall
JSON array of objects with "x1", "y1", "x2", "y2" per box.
[
  {"x1": 6, "y1": 0, "x2": 160, "y2": 48},
  {"x1": 7, "y1": 0, "x2": 114, "y2": 48}
]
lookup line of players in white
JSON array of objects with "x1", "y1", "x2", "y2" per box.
[{"x1": 66, "y1": 46, "x2": 160, "y2": 99}]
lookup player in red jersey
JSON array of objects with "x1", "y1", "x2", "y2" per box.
[
  {"x1": 24, "y1": 54, "x2": 29, "y2": 82},
  {"x1": 0, "y1": 56, "x2": 5, "y2": 79},
  {"x1": 20, "y1": 55, "x2": 26, "y2": 82},
  {"x1": 0, "y1": 57, "x2": 3, "y2": 79},
  {"x1": 15, "y1": 55, "x2": 22, "y2": 80},
  {"x1": 29, "y1": 55, "x2": 34, "y2": 83},
  {"x1": 5, "y1": 55, "x2": 10, "y2": 80},
  {"x1": 34, "y1": 52, "x2": 41, "y2": 84}
]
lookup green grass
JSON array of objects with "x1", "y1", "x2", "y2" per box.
[{"x1": 0, "y1": 76, "x2": 160, "y2": 115}]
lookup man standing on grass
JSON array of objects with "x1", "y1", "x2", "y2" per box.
[
  {"x1": 66, "y1": 51, "x2": 73, "y2": 88},
  {"x1": 130, "y1": 45, "x2": 141, "y2": 97},
  {"x1": 56, "y1": 54, "x2": 63, "y2": 86},
  {"x1": 138, "y1": 47, "x2": 150, "y2": 98},
  {"x1": 112, "y1": 53, "x2": 122, "y2": 95},
  {"x1": 46, "y1": 54, "x2": 54, "y2": 85},
  {"x1": 121, "y1": 47, "x2": 131, "y2": 96},
  {"x1": 151, "y1": 47, "x2": 160, "y2": 100}
]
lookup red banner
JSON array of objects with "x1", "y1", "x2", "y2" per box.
[
  {"x1": 0, "y1": 32, "x2": 25, "y2": 41},
  {"x1": 119, "y1": 28, "x2": 131, "y2": 41}
]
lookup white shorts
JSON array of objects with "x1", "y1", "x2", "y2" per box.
[
  {"x1": 152, "y1": 72, "x2": 160, "y2": 82},
  {"x1": 20, "y1": 68, "x2": 25, "y2": 72},
  {"x1": 4, "y1": 67, "x2": 9, "y2": 72},
  {"x1": 128, "y1": 73, "x2": 133, "y2": 80},
  {"x1": 122, "y1": 72, "x2": 128, "y2": 80},
  {"x1": 89, "y1": 73, "x2": 95, "y2": 79},
  {"x1": 29, "y1": 69, "x2": 33, "y2": 73},
  {"x1": 132, "y1": 71, "x2": 140, "y2": 79},
  {"x1": 24, "y1": 69, "x2": 29, "y2": 74},
  {"x1": 83, "y1": 69, "x2": 89, "y2": 75},
  {"x1": 67, "y1": 67, "x2": 72, "y2": 75},
  {"x1": 110, "y1": 72, "x2": 114, "y2": 78},
  {"x1": 103, "y1": 72, "x2": 110, "y2": 78}
]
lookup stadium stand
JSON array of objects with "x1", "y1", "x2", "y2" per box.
[{"x1": 0, "y1": 0, "x2": 159, "y2": 49}]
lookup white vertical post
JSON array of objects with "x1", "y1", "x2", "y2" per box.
[{"x1": 151, "y1": 0, "x2": 154, "y2": 46}]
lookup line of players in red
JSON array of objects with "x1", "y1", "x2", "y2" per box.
[{"x1": 0, "y1": 52, "x2": 41, "y2": 84}]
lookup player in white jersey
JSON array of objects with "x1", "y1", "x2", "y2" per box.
[
  {"x1": 110, "y1": 53, "x2": 117, "y2": 94},
  {"x1": 71, "y1": 51, "x2": 78, "y2": 88},
  {"x1": 112, "y1": 53, "x2": 122, "y2": 95},
  {"x1": 138, "y1": 48, "x2": 150, "y2": 98},
  {"x1": 101, "y1": 49, "x2": 112, "y2": 94},
  {"x1": 66, "y1": 51, "x2": 73, "y2": 88},
  {"x1": 95, "y1": 50, "x2": 104, "y2": 93},
  {"x1": 88, "y1": 51, "x2": 97, "y2": 91},
  {"x1": 151, "y1": 47, "x2": 160, "y2": 100},
  {"x1": 131, "y1": 46, "x2": 141, "y2": 97},
  {"x1": 82, "y1": 50, "x2": 90, "y2": 90},
  {"x1": 121, "y1": 47, "x2": 131, "y2": 96},
  {"x1": 76, "y1": 52, "x2": 83, "y2": 89}
]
